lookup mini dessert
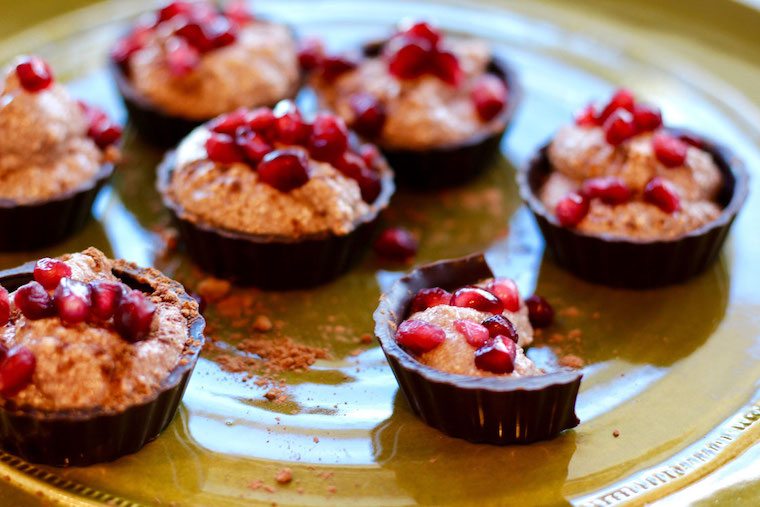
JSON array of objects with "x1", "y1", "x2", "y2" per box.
[
  {"x1": 158, "y1": 101, "x2": 395, "y2": 288},
  {"x1": 0, "y1": 56, "x2": 121, "y2": 251},
  {"x1": 519, "y1": 89, "x2": 749, "y2": 288},
  {"x1": 111, "y1": 0, "x2": 300, "y2": 145},
  {"x1": 306, "y1": 21, "x2": 520, "y2": 188},
  {"x1": 0, "y1": 248, "x2": 204, "y2": 466},
  {"x1": 374, "y1": 254, "x2": 582, "y2": 445}
]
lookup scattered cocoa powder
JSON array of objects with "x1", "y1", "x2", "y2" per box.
[
  {"x1": 313, "y1": 436, "x2": 319, "y2": 443},
  {"x1": 559, "y1": 306, "x2": 581, "y2": 318},
  {"x1": 275, "y1": 468, "x2": 293, "y2": 485},
  {"x1": 237, "y1": 337, "x2": 329, "y2": 374},
  {"x1": 613, "y1": 429, "x2": 620, "y2": 438},
  {"x1": 559, "y1": 354, "x2": 585, "y2": 369},
  {"x1": 253, "y1": 315, "x2": 274, "y2": 332},
  {"x1": 197, "y1": 278, "x2": 232, "y2": 302},
  {"x1": 359, "y1": 333, "x2": 373, "y2": 344}
]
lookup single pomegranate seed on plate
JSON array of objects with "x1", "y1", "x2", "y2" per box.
[
  {"x1": 409, "y1": 287, "x2": 452, "y2": 313},
  {"x1": 431, "y1": 50, "x2": 462, "y2": 86},
  {"x1": 223, "y1": 0, "x2": 255, "y2": 25},
  {"x1": 471, "y1": 74, "x2": 508, "y2": 121},
  {"x1": 320, "y1": 55, "x2": 358, "y2": 82},
  {"x1": 395, "y1": 319, "x2": 446, "y2": 354},
  {"x1": 652, "y1": 132, "x2": 688, "y2": 168},
  {"x1": 454, "y1": 319, "x2": 490, "y2": 347},
  {"x1": 257, "y1": 149, "x2": 311, "y2": 192},
  {"x1": 485, "y1": 277, "x2": 520, "y2": 312},
  {"x1": 236, "y1": 130, "x2": 272, "y2": 165},
  {"x1": 555, "y1": 192, "x2": 589, "y2": 227},
  {"x1": 574, "y1": 104, "x2": 600, "y2": 127},
  {"x1": 474, "y1": 336, "x2": 516, "y2": 374},
  {"x1": 598, "y1": 88, "x2": 636, "y2": 123},
  {"x1": 205, "y1": 133, "x2": 244, "y2": 164},
  {"x1": 89, "y1": 280, "x2": 125, "y2": 321},
  {"x1": 89, "y1": 119, "x2": 123, "y2": 149},
  {"x1": 210, "y1": 109, "x2": 248, "y2": 135},
  {"x1": 166, "y1": 37, "x2": 200, "y2": 77},
  {"x1": 525, "y1": 295, "x2": 554, "y2": 328},
  {"x1": 297, "y1": 37, "x2": 325, "y2": 71},
  {"x1": 0, "y1": 286, "x2": 9, "y2": 326},
  {"x1": 481, "y1": 314, "x2": 518, "y2": 342},
  {"x1": 403, "y1": 21, "x2": 442, "y2": 45},
  {"x1": 308, "y1": 113, "x2": 349, "y2": 162},
  {"x1": 54, "y1": 278, "x2": 93, "y2": 325},
  {"x1": 156, "y1": 1, "x2": 192, "y2": 24},
  {"x1": 373, "y1": 227, "x2": 418, "y2": 261},
  {"x1": 580, "y1": 176, "x2": 632, "y2": 205},
  {"x1": 386, "y1": 38, "x2": 430, "y2": 80},
  {"x1": 603, "y1": 109, "x2": 637, "y2": 146},
  {"x1": 633, "y1": 104, "x2": 662, "y2": 132},
  {"x1": 33, "y1": 258, "x2": 72, "y2": 290},
  {"x1": 349, "y1": 93, "x2": 387, "y2": 139},
  {"x1": 114, "y1": 290, "x2": 156, "y2": 342},
  {"x1": 450, "y1": 287, "x2": 504, "y2": 314},
  {"x1": 0, "y1": 347, "x2": 37, "y2": 398},
  {"x1": 14, "y1": 281, "x2": 55, "y2": 320},
  {"x1": 246, "y1": 107, "x2": 277, "y2": 140},
  {"x1": 644, "y1": 177, "x2": 681, "y2": 214},
  {"x1": 15, "y1": 56, "x2": 54, "y2": 93}
]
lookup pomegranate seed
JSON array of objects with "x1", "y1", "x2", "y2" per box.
[
  {"x1": 156, "y1": 1, "x2": 193, "y2": 24},
  {"x1": 359, "y1": 144, "x2": 381, "y2": 169},
  {"x1": 575, "y1": 104, "x2": 600, "y2": 127},
  {"x1": 555, "y1": 192, "x2": 589, "y2": 227},
  {"x1": 644, "y1": 177, "x2": 681, "y2": 214},
  {"x1": 111, "y1": 26, "x2": 151, "y2": 68},
  {"x1": 320, "y1": 55, "x2": 358, "y2": 82},
  {"x1": 481, "y1": 314, "x2": 518, "y2": 342},
  {"x1": 474, "y1": 336, "x2": 516, "y2": 374},
  {"x1": 223, "y1": 0, "x2": 255, "y2": 25},
  {"x1": 652, "y1": 132, "x2": 688, "y2": 168},
  {"x1": 0, "y1": 347, "x2": 36, "y2": 397},
  {"x1": 598, "y1": 88, "x2": 636, "y2": 123},
  {"x1": 633, "y1": 104, "x2": 662, "y2": 132},
  {"x1": 298, "y1": 37, "x2": 325, "y2": 72},
  {"x1": 15, "y1": 56, "x2": 54, "y2": 93},
  {"x1": 54, "y1": 278, "x2": 92, "y2": 325},
  {"x1": 308, "y1": 113, "x2": 349, "y2": 162},
  {"x1": 450, "y1": 287, "x2": 504, "y2": 314},
  {"x1": 89, "y1": 280, "x2": 125, "y2": 321},
  {"x1": 373, "y1": 227, "x2": 418, "y2": 261},
  {"x1": 0, "y1": 344, "x2": 6, "y2": 363},
  {"x1": 274, "y1": 111, "x2": 312, "y2": 146},
  {"x1": 210, "y1": 109, "x2": 248, "y2": 135},
  {"x1": 34, "y1": 258, "x2": 72, "y2": 290},
  {"x1": 166, "y1": 37, "x2": 200, "y2": 77},
  {"x1": 484, "y1": 278, "x2": 520, "y2": 312},
  {"x1": 677, "y1": 133, "x2": 704, "y2": 149},
  {"x1": 580, "y1": 176, "x2": 632, "y2": 205},
  {"x1": 471, "y1": 74, "x2": 508, "y2": 121},
  {"x1": 431, "y1": 50, "x2": 462, "y2": 86},
  {"x1": 603, "y1": 109, "x2": 637, "y2": 146},
  {"x1": 114, "y1": 290, "x2": 156, "y2": 342},
  {"x1": 205, "y1": 133, "x2": 244, "y2": 164},
  {"x1": 395, "y1": 319, "x2": 446, "y2": 354},
  {"x1": 349, "y1": 93, "x2": 387, "y2": 139},
  {"x1": 206, "y1": 16, "x2": 238, "y2": 49},
  {"x1": 0, "y1": 286, "x2": 9, "y2": 326},
  {"x1": 386, "y1": 38, "x2": 431, "y2": 80},
  {"x1": 257, "y1": 149, "x2": 311, "y2": 192},
  {"x1": 525, "y1": 295, "x2": 554, "y2": 328},
  {"x1": 402, "y1": 21, "x2": 441, "y2": 45},
  {"x1": 357, "y1": 168, "x2": 382, "y2": 203},
  {"x1": 175, "y1": 22, "x2": 215, "y2": 52},
  {"x1": 236, "y1": 129, "x2": 272, "y2": 165},
  {"x1": 89, "y1": 119, "x2": 123, "y2": 149},
  {"x1": 14, "y1": 281, "x2": 54, "y2": 320},
  {"x1": 454, "y1": 319, "x2": 490, "y2": 348},
  {"x1": 246, "y1": 107, "x2": 277, "y2": 140},
  {"x1": 409, "y1": 287, "x2": 452, "y2": 313}
]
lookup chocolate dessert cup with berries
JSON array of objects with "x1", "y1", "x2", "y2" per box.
[
  {"x1": 519, "y1": 90, "x2": 749, "y2": 288},
  {"x1": 158, "y1": 102, "x2": 395, "y2": 289},
  {"x1": 0, "y1": 249, "x2": 204, "y2": 466},
  {"x1": 110, "y1": 1, "x2": 301, "y2": 146},
  {"x1": 373, "y1": 254, "x2": 582, "y2": 445},
  {"x1": 306, "y1": 22, "x2": 521, "y2": 189},
  {"x1": 0, "y1": 56, "x2": 121, "y2": 251}
]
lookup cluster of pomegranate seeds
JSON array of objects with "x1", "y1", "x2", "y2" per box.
[
  {"x1": 78, "y1": 101, "x2": 123, "y2": 149},
  {"x1": 15, "y1": 56, "x2": 54, "y2": 93},
  {"x1": 409, "y1": 276, "x2": 522, "y2": 316},
  {"x1": 450, "y1": 287, "x2": 504, "y2": 314},
  {"x1": 0, "y1": 346, "x2": 36, "y2": 398},
  {"x1": 574, "y1": 89, "x2": 663, "y2": 147},
  {"x1": 297, "y1": 37, "x2": 325, "y2": 71},
  {"x1": 384, "y1": 21, "x2": 463, "y2": 86},
  {"x1": 474, "y1": 336, "x2": 517, "y2": 374},
  {"x1": 395, "y1": 319, "x2": 446, "y2": 354},
  {"x1": 471, "y1": 74, "x2": 509, "y2": 122},
  {"x1": 555, "y1": 192, "x2": 590, "y2": 227},
  {"x1": 525, "y1": 295, "x2": 554, "y2": 328},
  {"x1": 580, "y1": 176, "x2": 632, "y2": 205},
  {"x1": 410, "y1": 287, "x2": 451, "y2": 313},
  {"x1": 644, "y1": 177, "x2": 681, "y2": 214},
  {"x1": 373, "y1": 227, "x2": 419, "y2": 262}
]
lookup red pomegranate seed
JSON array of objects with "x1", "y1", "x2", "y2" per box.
[
  {"x1": 156, "y1": 1, "x2": 192, "y2": 24},
  {"x1": 111, "y1": 26, "x2": 151, "y2": 68},
  {"x1": 357, "y1": 167, "x2": 382, "y2": 203},
  {"x1": 481, "y1": 314, "x2": 518, "y2": 342},
  {"x1": 474, "y1": 336, "x2": 516, "y2": 374},
  {"x1": 0, "y1": 286, "x2": 9, "y2": 326},
  {"x1": 450, "y1": 287, "x2": 504, "y2": 314},
  {"x1": 166, "y1": 37, "x2": 200, "y2": 77},
  {"x1": 574, "y1": 104, "x2": 600, "y2": 127},
  {"x1": 0, "y1": 347, "x2": 36, "y2": 398},
  {"x1": 349, "y1": 93, "x2": 387, "y2": 139},
  {"x1": 257, "y1": 149, "x2": 311, "y2": 192},
  {"x1": 175, "y1": 22, "x2": 215, "y2": 52},
  {"x1": 359, "y1": 144, "x2": 381, "y2": 169},
  {"x1": 652, "y1": 132, "x2": 688, "y2": 168},
  {"x1": 89, "y1": 280, "x2": 125, "y2": 321},
  {"x1": 89, "y1": 119, "x2": 123, "y2": 149},
  {"x1": 0, "y1": 344, "x2": 6, "y2": 363},
  {"x1": 603, "y1": 109, "x2": 637, "y2": 146},
  {"x1": 484, "y1": 278, "x2": 520, "y2": 312},
  {"x1": 386, "y1": 38, "x2": 430, "y2": 80},
  {"x1": 555, "y1": 192, "x2": 589, "y2": 227},
  {"x1": 246, "y1": 107, "x2": 277, "y2": 141},
  {"x1": 454, "y1": 319, "x2": 490, "y2": 347},
  {"x1": 54, "y1": 278, "x2": 92, "y2": 325},
  {"x1": 14, "y1": 281, "x2": 54, "y2": 320},
  {"x1": 431, "y1": 50, "x2": 462, "y2": 86},
  {"x1": 298, "y1": 37, "x2": 325, "y2": 72},
  {"x1": 33, "y1": 258, "x2": 72, "y2": 290},
  {"x1": 210, "y1": 109, "x2": 248, "y2": 135},
  {"x1": 223, "y1": 0, "x2": 255, "y2": 25},
  {"x1": 410, "y1": 287, "x2": 452, "y2": 313},
  {"x1": 205, "y1": 132, "x2": 244, "y2": 164},
  {"x1": 633, "y1": 104, "x2": 662, "y2": 132},
  {"x1": 308, "y1": 113, "x2": 349, "y2": 162},
  {"x1": 274, "y1": 110, "x2": 312, "y2": 146},
  {"x1": 320, "y1": 55, "x2": 358, "y2": 82},
  {"x1": 525, "y1": 295, "x2": 554, "y2": 328},
  {"x1": 395, "y1": 319, "x2": 446, "y2": 354},
  {"x1": 236, "y1": 129, "x2": 272, "y2": 165},
  {"x1": 206, "y1": 16, "x2": 238, "y2": 49},
  {"x1": 580, "y1": 176, "x2": 632, "y2": 205},
  {"x1": 598, "y1": 88, "x2": 636, "y2": 123},
  {"x1": 15, "y1": 56, "x2": 54, "y2": 93},
  {"x1": 471, "y1": 74, "x2": 508, "y2": 121},
  {"x1": 403, "y1": 21, "x2": 441, "y2": 45},
  {"x1": 644, "y1": 177, "x2": 681, "y2": 214},
  {"x1": 373, "y1": 227, "x2": 418, "y2": 261},
  {"x1": 114, "y1": 290, "x2": 156, "y2": 342}
]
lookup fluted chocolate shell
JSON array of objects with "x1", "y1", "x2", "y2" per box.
[
  {"x1": 0, "y1": 260, "x2": 205, "y2": 466},
  {"x1": 0, "y1": 163, "x2": 113, "y2": 252},
  {"x1": 518, "y1": 130, "x2": 749, "y2": 288},
  {"x1": 373, "y1": 254, "x2": 582, "y2": 445}
]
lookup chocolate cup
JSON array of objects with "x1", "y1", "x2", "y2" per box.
[
  {"x1": 518, "y1": 130, "x2": 750, "y2": 288},
  {"x1": 357, "y1": 41, "x2": 522, "y2": 190},
  {"x1": 0, "y1": 163, "x2": 114, "y2": 252},
  {"x1": 373, "y1": 254, "x2": 582, "y2": 445},
  {"x1": 157, "y1": 151, "x2": 396, "y2": 289},
  {"x1": 0, "y1": 260, "x2": 205, "y2": 466}
]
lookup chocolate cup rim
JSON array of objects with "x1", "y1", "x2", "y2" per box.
[
  {"x1": 0, "y1": 260, "x2": 205, "y2": 421},
  {"x1": 517, "y1": 129, "x2": 750, "y2": 246},
  {"x1": 373, "y1": 253, "x2": 583, "y2": 392},
  {"x1": 0, "y1": 163, "x2": 115, "y2": 209}
]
